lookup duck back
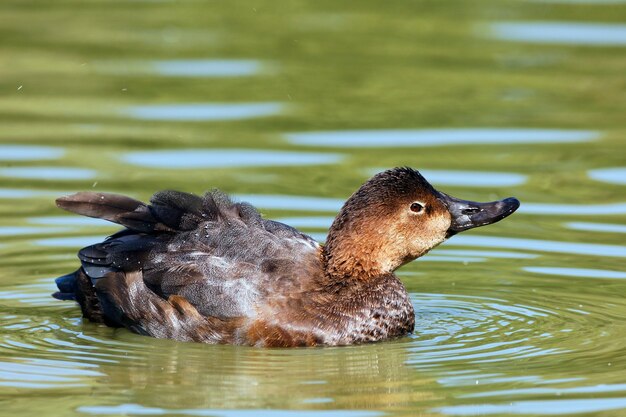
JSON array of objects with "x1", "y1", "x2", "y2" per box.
[{"x1": 55, "y1": 190, "x2": 323, "y2": 336}]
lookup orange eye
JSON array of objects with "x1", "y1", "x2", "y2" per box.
[{"x1": 410, "y1": 202, "x2": 424, "y2": 213}]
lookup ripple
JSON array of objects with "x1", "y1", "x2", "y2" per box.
[
  {"x1": 435, "y1": 397, "x2": 626, "y2": 415},
  {"x1": 462, "y1": 383, "x2": 626, "y2": 398},
  {"x1": 524, "y1": 267, "x2": 626, "y2": 279},
  {"x1": 275, "y1": 216, "x2": 334, "y2": 229},
  {"x1": 566, "y1": 221, "x2": 626, "y2": 234},
  {"x1": 433, "y1": 249, "x2": 538, "y2": 259},
  {"x1": 588, "y1": 167, "x2": 626, "y2": 185},
  {"x1": 0, "y1": 145, "x2": 64, "y2": 161},
  {"x1": 519, "y1": 202, "x2": 626, "y2": 215},
  {"x1": 285, "y1": 128, "x2": 598, "y2": 147},
  {"x1": 0, "y1": 188, "x2": 63, "y2": 199},
  {"x1": 0, "y1": 226, "x2": 68, "y2": 236},
  {"x1": 124, "y1": 102, "x2": 284, "y2": 121},
  {"x1": 489, "y1": 22, "x2": 626, "y2": 46},
  {"x1": 236, "y1": 194, "x2": 344, "y2": 212},
  {"x1": 446, "y1": 235, "x2": 626, "y2": 258},
  {"x1": 122, "y1": 149, "x2": 343, "y2": 169},
  {"x1": 97, "y1": 59, "x2": 266, "y2": 77},
  {"x1": 35, "y1": 236, "x2": 105, "y2": 247},
  {"x1": 418, "y1": 255, "x2": 487, "y2": 263},
  {"x1": 408, "y1": 293, "x2": 567, "y2": 366},
  {"x1": 0, "y1": 167, "x2": 97, "y2": 180},
  {"x1": 28, "y1": 216, "x2": 113, "y2": 227},
  {"x1": 152, "y1": 59, "x2": 265, "y2": 77},
  {"x1": 0, "y1": 358, "x2": 103, "y2": 389},
  {"x1": 77, "y1": 405, "x2": 383, "y2": 417}
]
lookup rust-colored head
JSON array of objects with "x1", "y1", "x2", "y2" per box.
[{"x1": 324, "y1": 167, "x2": 519, "y2": 278}]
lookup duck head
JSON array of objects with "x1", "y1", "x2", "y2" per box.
[{"x1": 324, "y1": 167, "x2": 520, "y2": 278}]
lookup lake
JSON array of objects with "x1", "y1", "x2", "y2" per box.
[{"x1": 0, "y1": 0, "x2": 625, "y2": 416}]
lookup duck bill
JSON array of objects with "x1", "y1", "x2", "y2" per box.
[{"x1": 439, "y1": 192, "x2": 520, "y2": 237}]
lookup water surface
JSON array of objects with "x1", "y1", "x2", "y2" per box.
[{"x1": 0, "y1": 1, "x2": 625, "y2": 416}]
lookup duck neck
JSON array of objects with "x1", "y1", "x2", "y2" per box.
[{"x1": 323, "y1": 225, "x2": 399, "y2": 281}]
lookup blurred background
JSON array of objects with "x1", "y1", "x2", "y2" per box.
[{"x1": 0, "y1": 0, "x2": 625, "y2": 416}]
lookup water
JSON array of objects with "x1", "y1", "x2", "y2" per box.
[
  {"x1": 488, "y1": 22, "x2": 626, "y2": 46},
  {"x1": 0, "y1": 0, "x2": 625, "y2": 416},
  {"x1": 96, "y1": 59, "x2": 267, "y2": 78}
]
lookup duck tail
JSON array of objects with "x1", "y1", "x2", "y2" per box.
[
  {"x1": 52, "y1": 271, "x2": 78, "y2": 300},
  {"x1": 52, "y1": 268, "x2": 106, "y2": 323}
]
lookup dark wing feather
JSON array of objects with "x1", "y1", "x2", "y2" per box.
[
  {"x1": 149, "y1": 190, "x2": 204, "y2": 230},
  {"x1": 78, "y1": 233, "x2": 160, "y2": 280}
]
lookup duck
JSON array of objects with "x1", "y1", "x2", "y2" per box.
[{"x1": 53, "y1": 167, "x2": 519, "y2": 347}]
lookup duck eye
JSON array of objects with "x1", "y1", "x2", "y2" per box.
[{"x1": 410, "y1": 202, "x2": 424, "y2": 213}]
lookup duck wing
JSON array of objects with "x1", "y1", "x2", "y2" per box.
[{"x1": 57, "y1": 190, "x2": 321, "y2": 322}]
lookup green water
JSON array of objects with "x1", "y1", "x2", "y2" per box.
[{"x1": 1, "y1": 0, "x2": 625, "y2": 416}]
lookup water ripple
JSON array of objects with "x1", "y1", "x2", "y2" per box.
[
  {"x1": 152, "y1": 59, "x2": 265, "y2": 77},
  {"x1": 0, "y1": 167, "x2": 97, "y2": 180},
  {"x1": 77, "y1": 405, "x2": 383, "y2": 417},
  {"x1": 124, "y1": 102, "x2": 284, "y2": 121},
  {"x1": 435, "y1": 397, "x2": 626, "y2": 415},
  {"x1": 588, "y1": 167, "x2": 626, "y2": 185},
  {"x1": 524, "y1": 266, "x2": 626, "y2": 279},
  {"x1": 566, "y1": 221, "x2": 626, "y2": 234},
  {"x1": 285, "y1": 128, "x2": 598, "y2": 147},
  {"x1": 122, "y1": 149, "x2": 343, "y2": 169},
  {"x1": 446, "y1": 235, "x2": 626, "y2": 258},
  {"x1": 489, "y1": 22, "x2": 626, "y2": 46},
  {"x1": 97, "y1": 59, "x2": 267, "y2": 77},
  {"x1": 0, "y1": 145, "x2": 64, "y2": 161}
]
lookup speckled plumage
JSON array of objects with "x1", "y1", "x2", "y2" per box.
[{"x1": 53, "y1": 167, "x2": 519, "y2": 347}]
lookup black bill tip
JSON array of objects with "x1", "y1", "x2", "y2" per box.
[{"x1": 440, "y1": 193, "x2": 520, "y2": 237}]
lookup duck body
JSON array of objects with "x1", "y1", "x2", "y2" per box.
[{"x1": 54, "y1": 168, "x2": 518, "y2": 347}]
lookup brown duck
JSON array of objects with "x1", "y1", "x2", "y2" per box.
[{"x1": 53, "y1": 167, "x2": 520, "y2": 347}]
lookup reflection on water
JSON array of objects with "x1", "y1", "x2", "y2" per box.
[
  {"x1": 122, "y1": 149, "x2": 343, "y2": 168},
  {"x1": 0, "y1": 167, "x2": 97, "y2": 180},
  {"x1": 489, "y1": 22, "x2": 626, "y2": 46},
  {"x1": 588, "y1": 167, "x2": 626, "y2": 185},
  {"x1": 432, "y1": 249, "x2": 538, "y2": 259},
  {"x1": 0, "y1": 189, "x2": 61, "y2": 199},
  {"x1": 519, "y1": 202, "x2": 626, "y2": 215},
  {"x1": 275, "y1": 216, "x2": 334, "y2": 229},
  {"x1": 78, "y1": 405, "x2": 383, "y2": 417},
  {"x1": 566, "y1": 221, "x2": 626, "y2": 234},
  {"x1": 34, "y1": 236, "x2": 109, "y2": 247},
  {"x1": 0, "y1": 226, "x2": 68, "y2": 236},
  {"x1": 124, "y1": 103, "x2": 284, "y2": 121},
  {"x1": 447, "y1": 235, "x2": 626, "y2": 257},
  {"x1": 0, "y1": 358, "x2": 103, "y2": 389},
  {"x1": 0, "y1": 145, "x2": 64, "y2": 161},
  {"x1": 436, "y1": 398, "x2": 626, "y2": 416},
  {"x1": 524, "y1": 266, "x2": 626, "y2": 279},
  {"x1": 152, "y1": 59, "x2": 265, "y2": 77},
  {"x1": 285, "y1": 129, "x2": 598, "y2": 147},
  {"x1": 28, "y1": 216, "x2": 112, "y2": 227},
  {"x1": 97, "y1": 59, "x2": 265, "y2": 77},
  {"x1": 236, "y1": 194, "x2": 344, "y2": 212}
]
